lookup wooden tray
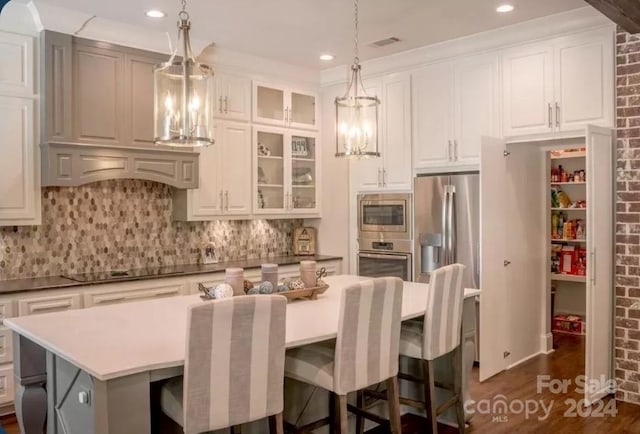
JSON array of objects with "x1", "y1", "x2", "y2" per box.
[{"x1": 279, "y1": 284, "x2": 329, "y2": 301}]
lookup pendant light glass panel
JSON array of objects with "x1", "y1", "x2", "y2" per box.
[{"x1": 154, "y1": 7, "x2": 214, "y2": 148}]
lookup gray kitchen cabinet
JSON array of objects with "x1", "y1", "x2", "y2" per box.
[
  {"x1": 125, "y1": 51, "x2": 168, "y2": 146},
  {"x1": 41, "y1": 31, "x2": 72, "y2": 143},
  {"x1": 73, "y1": 40, "x2": 125, "y2": 146},
  {"x1": 41, "y1": 31, "x2": 170, "y2": 148}
]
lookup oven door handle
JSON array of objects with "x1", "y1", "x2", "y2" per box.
[{"x1": 358, "y1": 253, "x2": 409, "y2": 261}]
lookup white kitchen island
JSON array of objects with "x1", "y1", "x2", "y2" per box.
[{"x1": 5, "y1": 275, "x2": 480, "y2": 434}]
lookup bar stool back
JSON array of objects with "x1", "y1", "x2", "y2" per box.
[
  {"x1": 399, "y1": 263, "x2": 466, "y2": 433},
  {"x1": 284, "y1": 277, "x2": 404, "y2": 434},
  {"x1": 160, "y1": 295, "x2": 287, "y2": 434}
]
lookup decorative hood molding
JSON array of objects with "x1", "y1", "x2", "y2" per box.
[{"x1": 41, "y1": 142, "x2": 199, "y2": 189}]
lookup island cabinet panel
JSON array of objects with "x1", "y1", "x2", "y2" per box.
[{"x1": 17, "y1": 293, "x2": 82, "y2": 317}]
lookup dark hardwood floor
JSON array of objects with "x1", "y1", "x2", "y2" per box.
[{"x1": 3, "y1": 334, "x2": 639, "y2": 433}]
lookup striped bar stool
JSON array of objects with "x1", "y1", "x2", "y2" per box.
[
  {"x1": 284, "y1": 277, "x2": 404, "y2": 434},
  {"x1": 160, "y1": 295, "x2": 287, "y2": 434},
  {"x1": 398, "y1": 264, "x2": 466, "y2": 433}
]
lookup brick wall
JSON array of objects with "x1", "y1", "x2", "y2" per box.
[{"x1": 616, "y1": 28, "x2": 640, "y2": 405}]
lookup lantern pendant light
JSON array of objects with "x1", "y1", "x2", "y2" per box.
[
  {"x1": 154, "y1": 0, "x2": 214, "y2": 147},
  {"x1": 335, "y1": 0, "x2": 380, "y2": 158}
]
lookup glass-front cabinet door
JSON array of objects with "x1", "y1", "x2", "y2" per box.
[
  {"x1": 253, "y1": 127, "x2": 319, "y2": 216},
  {"x1": 255, "y1": 128, "x2": 285, "y2": 213},
  {"x1": 253, "y1": 81, "x2": 318, "y2": 131},
  {"x1": 289, "y1": 91, "x2": 317, "y2": 130},
  {"x1": 290, "y1": 132, "x2": 318, "y2": 213}
]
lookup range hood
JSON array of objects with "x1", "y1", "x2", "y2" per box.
[
  {"x1": 39, "y1": 31, "x2": 201, "y2": 189},
  {"x1": 41, "y1": 142, "x2": 199, "y2": 189}
]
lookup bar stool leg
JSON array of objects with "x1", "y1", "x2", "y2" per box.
[
  {"x1": 356, "y1": 390, "x2": 365, "y2": 434},
  {"x1": 454, "y1": 346, "x2": 465, "y2": 434},
  {"x1": 337, "y1": 394, "x2": 349, "y2": 434},
  {"x1": 268, "y1": 412, "x2": 284, "y2": 434},
  {"x1": 422, "y1": 360, "x2": 438, "y2": 434},
  {"x1": 386, "y1": 377, "x2": 402, "y2": 434}
]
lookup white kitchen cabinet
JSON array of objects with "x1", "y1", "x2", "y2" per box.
[
  {"x1": 83, "y1": 280, "x2": 186, "y2": 307},
  {"x1": 413, "y1": 54, "x2": 497, "y2": 171},
  {"x1": 501, "y1": 28, "x2": 613, "y2": 137},
  {"x1": 0, "y1": 32, "x2": 34, "y2": 97},
  {"x1": 253, "y1": 81, "x2": 318, "y2": 130},
  {"x1": 0, "y1": 366, "x2": 14, "y2": 406},
  {"x1": 412, "y1": 62, "x2": 454, "y2": 170},
  {"x1": 18, "y1": 293, "x2": 82, "y2": 316},
  {"x1": 214, "y1": 73, "x2": 251, "y2": 122},
  {"x1": 350, "y1": 73, "x2": 412, "y2": 191},
  {"x1": 0, "y1": 328, "x2": 13, "y2": 365},
  {"x1": 254, "y1": 126, "x2": 320, "y2": 216},
  {"x1": 173, "y1": 121, "x2": 252, "y2": 220},
  {"x1": 0, "y1": 31, "x2": 39, "y2": 227}
]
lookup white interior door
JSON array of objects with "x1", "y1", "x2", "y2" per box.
[
  {"x1": 585, "y1": 125, "x2": 614, "y2": 404},
  {"x1": 504, "y1": 143, "x2": 547, "y2": 367},
  {"x1": 479, "y1": 137, "x2": 509, "y2": 381}
]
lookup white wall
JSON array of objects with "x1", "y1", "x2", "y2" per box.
[{"x1": 306, "y1": 83, "x2": 351, "y2": 269}]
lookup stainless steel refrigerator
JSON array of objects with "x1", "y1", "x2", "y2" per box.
[{"x1": 413, "y1": 172, "x2": 480, "y2": 289}]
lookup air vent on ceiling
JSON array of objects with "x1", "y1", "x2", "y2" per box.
[{"x1": 369, "y1": 37, "x2": 401, "y2": 48}]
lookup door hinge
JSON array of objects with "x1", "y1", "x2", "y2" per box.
[
  {"x1": 503, "y1": 260, "x2": 511, "y2": 267},
  {"x1": 503, "y1": 351, "x2": 510, "y2": 359},
  {"x1": 503, "y1": 150, "x2": 510, "y2": 157}
]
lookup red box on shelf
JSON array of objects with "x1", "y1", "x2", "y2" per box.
[{"x1": 552, "y1": 314, "x2": 585, "y2": 335}]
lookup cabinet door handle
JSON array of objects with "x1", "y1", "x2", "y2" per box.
[
  {"x1": 284, "y1": 107, "x2": 288, "y2": 124},
  {"x1": 453, "y1": 140, "x2": 458, "y2": 162},
  {"x1": 548, "y1": 103, "x2": 552, "y2": 128},
  {"x1": 224, "y1": 96, "x2": 229, "y2": 114},
  {"x1": 448, "y1": 140, "x2": 453, "y2": 162},
  {"x1": 377, "y1": 168, "x2": 382, "y2": 187},
  {"x1": 555, "y1": 102, "x2": 560, "y2": 128},
  {"x1": 220, "y1": 190, "x2": 224, "y2": 210},
  {"x1": 383, "y1": 168, "x2": 387, "y2": 187},
  {"x1": 219, "y1": 96, "x2": 223, "y2": 114},
  {"x1": 225, "y1": 191, "x2": 229, "y2": 211}
]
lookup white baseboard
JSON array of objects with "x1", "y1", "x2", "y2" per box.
[
  {"x1": 541, "y1": 333, "x2": 554, "y2": 354},
  {"x1": 507, "y1": 351, "x2": 543, "y2": 370}
]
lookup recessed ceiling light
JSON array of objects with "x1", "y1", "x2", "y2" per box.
[
  {"x1": 145, "y1": 9, "x2": 166, "y2": 18},
  {"x1": 496, "y1": 4, "x2": 514, "y2": 13},
  {"x1": 320, "y1": 54, "x2": 335, "y2": 61}
]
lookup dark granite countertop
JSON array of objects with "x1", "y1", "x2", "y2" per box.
[{"x1": 0, "y1": 255, "x2": 342, "y2": 295}]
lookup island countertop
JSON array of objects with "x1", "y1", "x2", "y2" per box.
[
  {"x1": 0, "y1": 255, "x2": 342, "y2": 294},
  {"x1": 4, "y1": 275, "x2": 480, "y2": 381}
]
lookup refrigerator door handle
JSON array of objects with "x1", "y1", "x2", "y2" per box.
[
  {"x1": 449, "y1": 187, "x2": 457, "y2": 264},
  {"x1": 442, "y1": 188, "x2": 449, "y2": 265}
]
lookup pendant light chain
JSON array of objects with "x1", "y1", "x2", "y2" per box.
[{"x1": 353, "y1": 0, "x2": 359, "y2": 65}]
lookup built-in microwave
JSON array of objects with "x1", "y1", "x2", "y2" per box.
[{"x1": 357, "y1": 193, "x2": 411, "y2": 240}]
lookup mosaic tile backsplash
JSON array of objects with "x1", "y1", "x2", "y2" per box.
[{"x1": 0, "y1": 180, "x2": 303, "y2": 280}]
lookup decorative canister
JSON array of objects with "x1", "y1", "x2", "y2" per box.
[
  {"x1": 225, "y1": 268, "x2": 245, "y2": 296},
  {"x1": 261, "y1": 263, "x2": 278, "y2": 287},
  {"x1": 300, "y1": 260, "x2": 317, "y2": 288}
]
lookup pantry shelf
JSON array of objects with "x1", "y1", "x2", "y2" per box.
[
  {"x1": 258, "y1": 156, "x2": 283, "y2": 160},
  {"x1": 551, "y1": 182, "x2": 586, "y2": 185},
  {"x1": 551, "y1": 273, "x2": 587, "y2": 283},
  {"x1": 551, "y1": 239, "x2": 587, "y2": 244},
  {"x1": 550, "y1": 151, "x2": 586, "y2": 160},
  {"x1": 551, "y1": 208, "x2": 586, "y2": 211}
]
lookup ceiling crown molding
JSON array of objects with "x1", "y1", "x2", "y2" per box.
[{"x1": 320, "y1": 6, "x2": 614, "y2": 87}]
